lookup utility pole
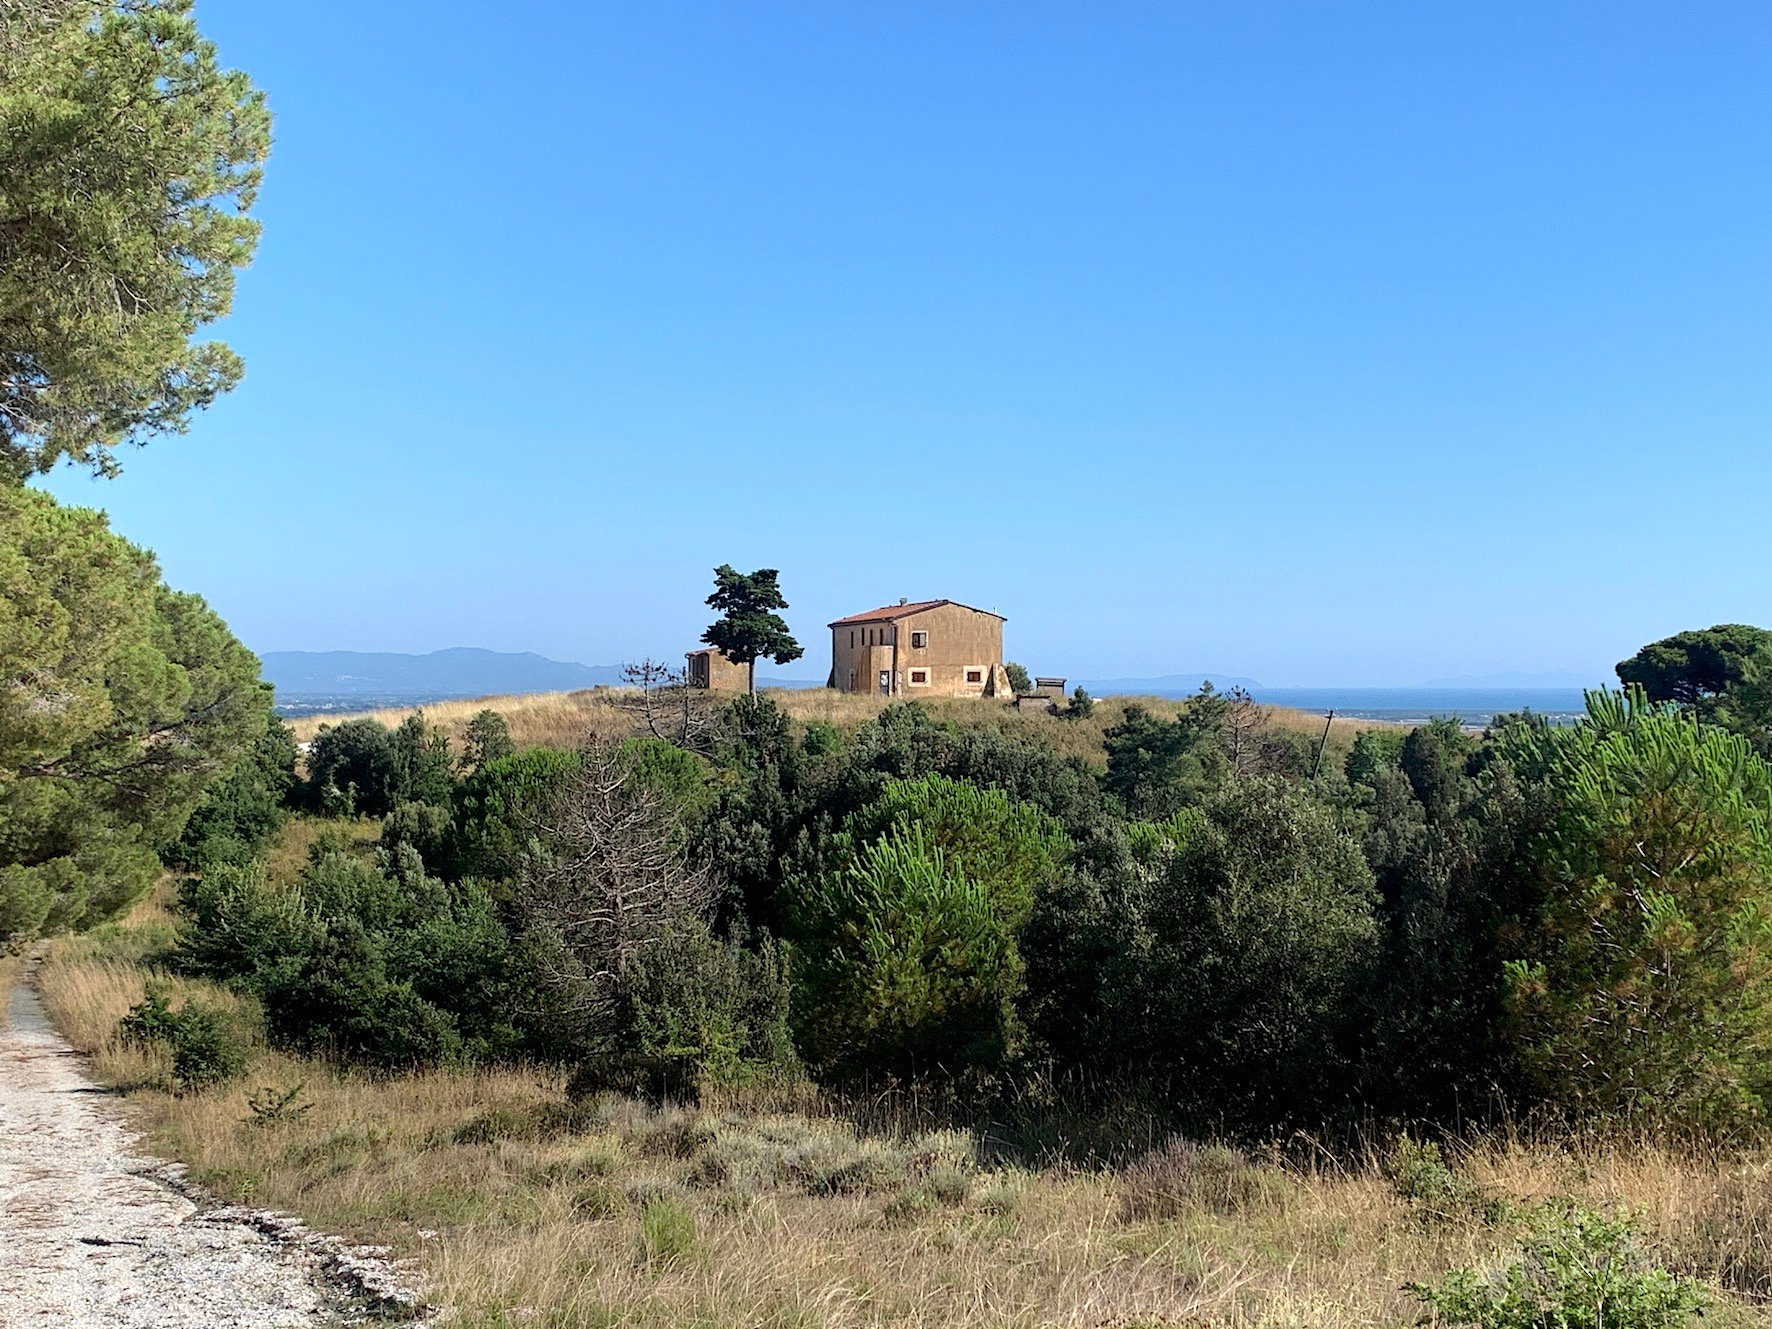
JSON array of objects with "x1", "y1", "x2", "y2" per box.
[{"x1": 1311, "y1": 709, "x2": 1336, "y2": 779}]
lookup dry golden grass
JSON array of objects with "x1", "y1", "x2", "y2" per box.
[
  {"x1": 32, "y1": 879, "x2": 1772, "y2": 1329},
  {"x1": 0, "y1": 950, "x2": 22, "y2": 1027},
  {"x1": 285, "y1": 687, "x2": 1383, "y2": 775}
]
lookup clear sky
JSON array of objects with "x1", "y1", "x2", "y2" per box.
[{"x1": 38, "y1": 2, "x2": 1772, "y2": 686}]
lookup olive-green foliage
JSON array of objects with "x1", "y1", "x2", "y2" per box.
[
  {"x1": 792, "y1": 822, "x2": 1022, "y2": 1081},
  {"x1": 304, "y1": 713, "x2": 454, "y2": 819},
  {"x1": 120, "y1": 984, "x2": 253, "y2": 1090},
  {"x1": 175, "y1": 842, "x2": 519, "y2": 1066},
  {"x1": 1502, "y1": 689, "x2": 1772, "y2": 1133},
  {"x1": 1102, "y1": 693, "x2": 1229, "y2": 819},
  {"x1": 0, "y1": 0, "x2": 270, "y2": 480},
  {"x1": 167, "y1": 713, "x2": 299, "y2": 869},
  {"x1": 379, "y1": 799, "x2": 452, "y2": 867},
  {"x1": 1004, "y1": 661, "x2": 1032, "y2": 694},
  {"x1": 1135, "y1": 777, "x2": 1380, "y2": 1123},
  {"x1": 458, "y1": 708, "x2": 514, "y2": 774},
  {"x1": 578, "y1": 917, "x2": 795, "y2": 1100},
  {"x1": 0, "y1": 488, "x2": 270, "y2": 941},
  {"x1": 444, "y1": 746, "x2": 584, "y2": 884},
  {"x1": 1411, "y1": 1204, "x2": 1705, "y2": 1329}
]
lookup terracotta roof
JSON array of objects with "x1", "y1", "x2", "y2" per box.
[{"x1": 828, "y1": 598, "x2": 1006, "y2": 627}]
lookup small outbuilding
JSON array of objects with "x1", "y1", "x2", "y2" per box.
[{"x1": 685, "y1": 646, "x2": 748, "y2": 692}]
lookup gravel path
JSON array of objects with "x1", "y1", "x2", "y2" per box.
[{"x1": 0, "y1": 980, "x2": 354, "y2": 1327}]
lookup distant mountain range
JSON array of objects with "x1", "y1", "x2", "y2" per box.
[{"x1": 261, "y1": 648, "x2": 627, "y2": 699}]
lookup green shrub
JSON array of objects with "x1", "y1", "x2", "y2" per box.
[
  {"x1": 1411, "y1": 1203, "x2": 1705, "y2": 1329},
  {"x1": 379, "y1": 799, "x2": 452, "y2": 867},
  {"x1": 1133, "y1": 778, "x2": 1380, "y2": 1124},
  {"x1": 637, "y1": 1196, "x2": 696, "y2": 1265},
  {"x1": 790, "y1": 821, "x2": 1021, "y2": 1081},
  {"x1": 1382, "y1": 1137, "x2": 1504, "y2": 1225},
  {"x1": 168, "y1": 1003, "x2": 251, "y2": 1089},
  {"x1": 120, "y1": 986, "x2": 253, "y2": 1090},
  {"x1": 1102, "y1": 696, "x2": 1229, "y2": 819},
  {"x1": 304, "y1": 713, "x2": 454, "y2": 818},
  {"x1": 608, "y1": 918, "x2": 797, "y2": 1098},
  {"x1": 175, "y1": 844, "x2": 519, "y2": 1069},
  {"x1": 443, "y1": 747, "x2": 584, "y2": 883},
  {"x1": 1502, "y1": 689, "x2": 1772, "y2": 1133},
  {"x1": 166, "y1": 714, "x2": 300, "y2": 869},
  {"x1": 243, "y1": 1082, "x2": 311, "y2": 1126},
  {"x1": 459, "y1": 709, "x2": 515, "y2": 774}
]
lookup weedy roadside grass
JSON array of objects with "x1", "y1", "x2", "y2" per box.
[
  {"x1": 287, "y1": 687, "x2": 1379, "y2": 774},
  {"x1": 0, "y1": 949, "x2": 22, "y2": 1026},
  {"x1": 30, "y1": 883, "x2": 1772, "y2": 1327}
]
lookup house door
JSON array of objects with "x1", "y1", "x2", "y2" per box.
[{"x1": 878, "y1": 670, "x2": 891, "y2": 695}]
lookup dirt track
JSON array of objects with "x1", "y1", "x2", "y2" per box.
[{"x1": 0, "y1": 980, "x2": 347, "y2": 1327}]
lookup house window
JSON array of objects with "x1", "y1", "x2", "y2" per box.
[
  {"x1": 910, "y1": 631, "x2": 928, "y2": 649},
  {"x1": 849, "y1": 630, "x2": 854, "y2": 648},
  {"x1": 965, "y1": 669, "x2": 984, "y2": 685},
  {"x1": 909, "y1": 668, "x2": 929, "y2": 686}
]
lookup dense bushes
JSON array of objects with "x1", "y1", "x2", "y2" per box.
[
  {"x1": 167, "y1": 713, "x2": 300, "y2": 869},
  {"x1": 304, "y1": 713, "x2": 454, "y2": 818},
  {"x1": 1136, "y1": 778, "x2": 1380, "y2": 1121},
  {"x1": 1502, "y1": 690, "x2": 1772, "y2": 1134},
  {"x1": 176, "y1": 843, "x2": 518, "y2": 1066},
  {"x1": 788, "y1": 774, "x2": 1069, "y2": 1081},
  {"x1": 155, "y1": 673, "x2": 1772, "y2": 1143}
]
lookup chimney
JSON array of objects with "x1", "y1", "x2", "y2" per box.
[{"x1": 898, "y1": 597, "x2": 908, "y2": 605}]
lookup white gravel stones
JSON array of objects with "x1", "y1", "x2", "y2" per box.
[{"x1": 0, "y1": 980, "x2": 424, "y2": 1327}]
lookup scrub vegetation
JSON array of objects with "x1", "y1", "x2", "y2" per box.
[
  {"x1": 18, "y1": 633, "x2": 1772, "y2": 1325},
  {"x1": 9, "y1": 7, "x2": 1772, "y2": 1326}
]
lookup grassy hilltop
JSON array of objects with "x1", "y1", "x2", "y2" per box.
[{"x1": 283, "y1": 685, "x2": 1380, "y2": 773}]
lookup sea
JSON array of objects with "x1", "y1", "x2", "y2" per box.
[{"x1": 1095, "y1": 685, "x2": 1594, "y2": 729}]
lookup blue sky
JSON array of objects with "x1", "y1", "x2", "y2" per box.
[{"x1": 39, "y1": 2, "x2": 1772, "y2": 686}]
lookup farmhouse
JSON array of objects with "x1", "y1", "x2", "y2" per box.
[
  {"x1": 684, "y1": 646, "x2": 748, "y2": 692},
  {"x1": 828, "y1": 599, "x2": 1011, "y2": 698}
]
